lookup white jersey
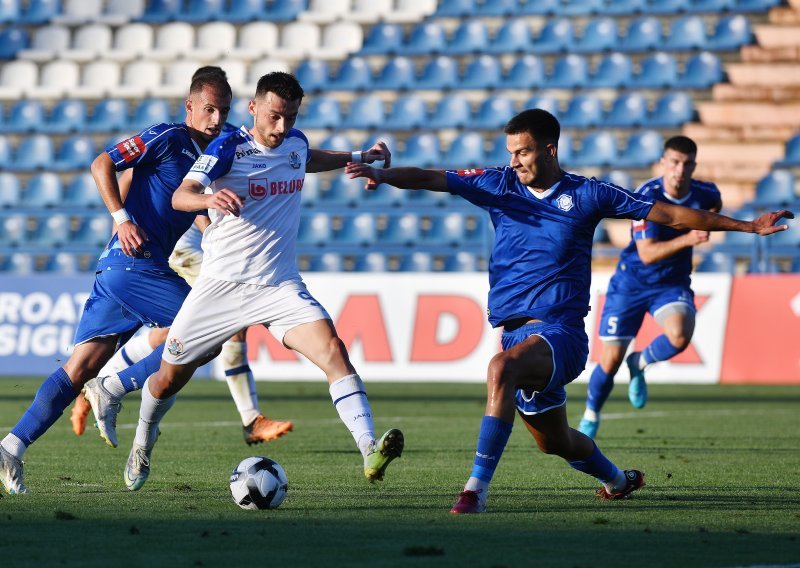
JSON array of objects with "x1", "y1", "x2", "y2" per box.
[
  {"x1": 174, "y1": 223, "x2": 203, "y2": 253},
  {"x1": 184, "y1": 126, "x2": 309, "y2": 286}
]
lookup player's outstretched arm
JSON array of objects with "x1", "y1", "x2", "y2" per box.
[
  {"x1": 172, "y1": 179, "x2": 244, "y2": 217},
  {"x1": 345, "y1": 162, "x2": 449, "y2": 193},
  {"x1": 307, "y1": 140, "x2": 392, "y2": 174},
  {"x1": 646, "y1": 201, "x2": 794, "y2": 236},
  {"x1": 635, "y1": 230, "x2": 710, "y2": 265}
]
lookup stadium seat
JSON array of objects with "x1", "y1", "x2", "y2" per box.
[
  {"x1": 384, "y1": 95, "x2": 428, "y2": 130},
  {"x1": 44, "y1": 252, "x2": 81, "y2": 274},
  {"x1": 530, "y1": 18, "x2": 574, "y2": 54},
  {"x1": 66, "y1": 23, "x2": 115, "y2": 62},
  {"x1": 546, "y1": 54, "x2": 589, "y2": 89},
  {"x1": 345, "y1": 95, "x2": 385, "y2": 129},
  {"x1": 323, "y1": 174, "x2": 364, "y2": 207},
  {"x1": 53, "y1": 0, "x2": 103, "y2": 25},
  {"x1": 486, "y1": 134, "x2": 510, "y2": 166},
  {"x1": 87, "y1": 99, "x2": 129, "y2": 133},
  {"x1": 664, "y1": 16, "x2": 707, "y2": 51},
  {"x1": 4, "y1": 100, "x2": 45, "y2": 134},
  {"x1": 0, "y1": 28, "x2": 29, "y2": 60},
  {"x1": 230, "y1": 22, "x2": 279, "y2": 61},
  {"x1": 380, "y1": 213, "x2": 421, "y2": 246},
  {"x1": 436, "y1": 0, "x2": 475, "y2": 17},
  {"x1": 444, "y1": 251, "x2": 480, "y2": 272},
  {"x1": 98, "y1": 0, "x2": 145, "y2": 24},
  {"x1": 0, "y1": 172, "x2": 21, "y2": 208},
  {"x1": 297, "y1": 212, "x2": 334, "y2": 246},
  {"x1": 265, "y1": 0, "x2": 305, "y2": 22},
  {"x1": 373, "y1": 57, "x2": 416, "y2": 91},
  {"x1": 337, "y1": 213, "x2": 377, "y2": 246},
  {"x1": 150, "y1": 22, "x2": 194, "y2": 61},
  {"x1": 399, "y1": 133, "x2": 441, "y2": 168},
  {"x1": 181, "y1": 0, "x2": 225, "y2": 22},
  {"x1": 707, "y1": 14, "x2": 752, "y2": 51},
  {"x1": 12, "y1": 135, "x2": 54, "y2": 171},
  {"x1": 588, "y1": 52, "x2": 634, "y2": 88},
  {"x1": 574, "y1": 17, "x2": 619, "y2": 53},
  {"x1": 645, "y1": 0, "x2": 689, "y2": 14},
  {"x1": 73, "y1": 60, "x2": 121, "y2": 99},
  {"x1": 473, "y1": 96, "x2": 517, "y2": 130},
  {"x1": 247, "y1": 60, "x2": 292, "y2": 87},
  {"x1": 0, "y1": 0, "x2": 20, "y2": 23},
  {"x1": 734, "y1": 0, "x2": 780, "y2": 12},
  {"x1": 696, "y1": 251, "x2": 735, "y2": 273},
  {"x1": 522, "y1": 94, "x2": 560, "y2": 117},
  {"x1": 348, "y1": 0, "x2": 393, "y2": 24},
  {"x1": 425, "y1": 212, "x2": 466, "y2": 246},
  {"x1": 402, "y1": 22, "x2": 447, "y2": 56},
  {"x1": 459, "y1": 55, "x2": 502, "y2": 89},
  {"x1": 0, "y1": 134, "x2": 10, "y2": 165},
  {"x1": 20, "y1": 0, "x2": 60, "y2": 25},
  {"x1": 442, "y1": 132, "x2": 485, "y2": 169},
  {"x1": 561, "y1": 0, "x2": 604, "y2": 15},
  {"x1": 300, "y1": 96, "x2": 342, "y2": 129},
  {"x1": 226, "y1": 97, "x2": 251, "y2": 130},
  {"x1": 354, "y1": 251, "x2": 389, "y2": 272},
  {"x1": 619, "y1": 16, "x2": 663, "y2": 52},
  {"x1": 139, "y1": 0, "x2": 181, "y2": 22},
  {"x1": 561, "y1": 94, "x2": 604, "y2": 128},
  {"x1": 329, "y1": 57, "x2": 372, "y2": 91},
  {"x1": 0, "y1": 213, "x2": 26, "y2": 246},
  {"x1": 318, "y1": 133, "x2": 353, "y2": 153},
  {"x1": 317, "y1": 21, "x2": 364, "y2": 60},
  {"x1": 359, "y1": 23, "x2": 404, "y2": 55},
  {"x1": 558, "y1": 133, "x2": 574, "y2": 165},
  {"x1": 645, "y1": 91, "x2": 695, "y2": 127},
  {"x1": 605, "y1": 0, "x2": 647, "y2": 14},
  {"x1": 489, "y1": 20, "x2": 533, "y2": 54},
  {"x1": 53, "y1": 135, "x2": 96, "y2": 172},
  {"x1": 599, "y1": 169, "x2": 634, "y2": 189},
  {"x1": 428, "y1": 95, "x2": 472, "y2": 129},
  {"x1": 383, "y1": 0, "x2": 438, "y2": 24},
  {"x1": 106, "y1": 23, "x2": 154, "y2": 62},
  {"x1": 194, "y1": 21, "x2": 237, "y2": 60},
  {"x1": 22, "y1": 173, "x2": 62, "y2": 208},
  {"x1": 113, "y1": 60, "x2": 163, "y2": 98},
  {"x1": 29, "y1": 60, "x2": 80, "y2": 99},
  {"x1": 399, "y1": 250, "x2": 434, "y2": 271},
  {"x1": 307, "y1": 251, "x2": 343, "y2": 272},
  {"x1": 686, "y1": 0, "x2": 733, "y2": 13},
  {"x1": 29, "y1": 213, "x2": 70, "y2": 246},
  {"x1": 71, "y1": 214, "x2": 112, "y2": 248},
  {"x1": 8, "y1": 252, "x2": 34, "y2": 274},
  {"x1": 501, "y1": 54, "x2": 545, "y2": 89},
  {"x1": 446, "y1": 20, "x2": 490, "y2": 56},
  {"x1": 677, "y1": 52, "x2": 724, "y2": 88},
  {"x1": 571, "y1": 131, "x2": 618, "y2": 168},
  {"x1": 519, "y1": 0, "x2": 558, "y2": 13},
  {"x1": 774, "y1": 132, "x2": 800, "y2": 168},
  {"x1": 617, "y1": 130, "x2": 663, "y2": 168},
  {"x1": 604, "y1": 92, "x2": 648, "y2": 127},
  {"x1": 225, "y1": 0, "x2": 265, "y2": 23},
  {"x1": 416, "y1": 56, "x2": 459, "y2": 90},
  {"x1": 631, "y1": 52, "x2": 678, "y2": 88},
  {"x1": 63, "y1": 173, "x2": 102, "y2": 208},
  {"x1": 752, "y1": 170, "x2": 797, "y2": 209},
  {"x1": 130, "y1": 98, "x2": 172, "y2": 130},
  {"x1": 294, "y1": 59, "x2": 330, "y2": 93},
  {"x1": 0, "y1": 60, "x2": 37, "y2": 100},
  {"x1": 476, "y1": 0, "x2": 518, "y2": 15},
  {"x1": 763, "y1": 220, "x2": 800, "y2": 255}
]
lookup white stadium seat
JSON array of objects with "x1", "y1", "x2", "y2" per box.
[
  {"x1": 18, "y1": 25, "x2": 70, "y2": 62},
  {"x1": 230, "y1": 21, "x2": 279, "y2": 61},
  {"x1": 0, "y1": 60, "x2": 38, "y2": 100},
  {"x1": 62, "y1": 23, "x2": 113, "y2": 62},
  {"x1": 153, "y1": 59, "x2": 203, "y2": 98},
  {"x1": 112, "y1": 60, "x2": 163, "y2": 98},
  {"x1": 247, "y1": 59, "x2": 291, "y2": 86},
  {"x1": 52, "y1": 0, "x2": 103, "y2": 25},
  {"x1": 213, "y1": 58, "x2": 248, "y2": 97},
  {"x1": 97, "y1": 0, "x2": 146, "y2": 25},
  {"x1": 106, "y1": 23, "x2": 155, "y2": 62},
  {"x1": 315, "y1": 21, "x2": 364, "y2": 60},
  {"x1": 299, "y1": 0, "x2": 351, "y2": 24},
  {"x1": 150, "y1": 22, "x2": 195, "y2": 61},
  {"x1": 29, "y1": 60, "x2": 80, "y2": 99},
  {"x1": 272, "y1": 21, "x2": 321, "y2": 61},
  {"x1": 195, "y1": 21, "x2": 237, "y2": 60},
  {"x1": 347, "y1": 0, "x2": 393, "y2": 23},
  {"x1": 74, "y1": 60, "x2": 122, "y2": 99}
]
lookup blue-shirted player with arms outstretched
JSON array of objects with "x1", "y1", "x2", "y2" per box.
[
  {"x1": 0, "y1": 72, "x2": 232, "y2": 494},
  {"x1": 579, "y1": 136, "x2": 721, "y2": 439},
  {"x1": 346, "y1": 109, "x2": 792, "y2": 514}
]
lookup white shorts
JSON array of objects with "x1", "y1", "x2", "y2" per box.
[{"x1": 163, "y1": 276, "x2": 330, "y2": 365}]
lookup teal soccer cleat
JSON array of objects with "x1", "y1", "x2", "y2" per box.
[
  {"x1": 578, "y1": 417, "x2": 599, "y2": 439},
  {"x1": 626, "y1": 352, "x2": 648, "y2": 409}
]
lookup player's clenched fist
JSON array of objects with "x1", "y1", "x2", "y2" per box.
[{"x1": 207, "y1": 188, "x2": 245, "y2": 216}]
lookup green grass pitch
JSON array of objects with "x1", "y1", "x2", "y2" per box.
[{"x1": 1, "y1": 379, "x2": 798, "y2": 567}]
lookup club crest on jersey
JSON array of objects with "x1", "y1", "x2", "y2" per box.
[
  {"x1": 457, "y1": 168, "x2": 484, "y2": 176},
  {"x1": 556, "y1": 194, "x2": 574, "y2": 212},
  {"x1": 167, "y1": 337, "x2": 184, "y2": 357},
  {"x1": 249, "y1": 178, "x2": 268, "y2": 201},
  {"x1": 288, "y1": 151, "x2": 302, "y2": 169}
]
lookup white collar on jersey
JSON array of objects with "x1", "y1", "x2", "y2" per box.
[
  {"x1": 661, "y1": 180, "x2": 693, "y2": 205},
  {"x1": 527, "y1": 179, "x2": 561, "y2": 200}
]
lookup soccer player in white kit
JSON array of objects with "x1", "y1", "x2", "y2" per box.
[{"x1": 121, "y1": 72, "x2": 403, "y2": 491}]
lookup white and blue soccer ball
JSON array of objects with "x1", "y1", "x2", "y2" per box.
[{"x1": 229, "y1": 456, "x2": 288, "y2": 510}]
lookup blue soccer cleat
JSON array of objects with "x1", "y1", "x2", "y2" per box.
[
  {"x1": 626, "y1": 352, "x2": 648, "y2": 409},
  {"x1": 578, "y1": 417, "x2": 599, "y2": 439}
]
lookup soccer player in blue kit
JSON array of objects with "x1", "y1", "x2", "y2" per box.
[
  {"x1": 346, "y1": 109, "x2": 792, "y2": 514},
  {"x1": 0, "y1": 72, "x2": 233, "y2": 494},
  {"x1": 578, "y1": 136, "x2": 721, "y2": 440}
]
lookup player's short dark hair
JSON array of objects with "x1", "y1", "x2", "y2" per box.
[
  {"x1": 192, "y1": 65, "x2": 227, "y2": 81},
  {"x1": 255, "y1": 72, "x2": 304, "y2": 103},
  {"x1": 664, "y1": 135, "x2": 697, "y2": 156},
  {"x1": 189, "y1": 68, "x2": 232, "y2": 99},
  {"x1": 504, "y1": 108, "x2": 560, "y2": 145}
]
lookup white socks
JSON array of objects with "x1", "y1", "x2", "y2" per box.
[
  {"x1": 329, "y1": 374, "x2": 375, "y2": 457},
  {"x1": 464, "y1": 476, "x2": 489, "y2": 497},
  {"x1": 1, "y1": 433, "x2": 26, "y2": 460},
  {"x1": 98, "y1": 334, "x2": 155, "y2": 398},
  {"x1": 221, "y1": 340, "x2": 260, "y2": 426},
  {"x1": 134, "y1": 378, "x2": 176, "y2": 450},
  {"x1": 583, "y1": 408, "x2": 599, "y2": 422},
  {"x1": 603, "y1": 469, "x2": 628, "y2": 494}
]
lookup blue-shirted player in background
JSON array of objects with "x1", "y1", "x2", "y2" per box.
[
  {"x1": 346, "y1": 109, "x2": 792, "y2": 514},
  {"x1": 578, "y1": 136, "x2": 721, "y2": 439},
  {"x1": 0, "y1": 72, "x2": 232, "y2": 494}
]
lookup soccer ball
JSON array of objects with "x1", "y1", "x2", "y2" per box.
[{"x1": 229, "y1": 456, "x2": 288, "y2": 510}]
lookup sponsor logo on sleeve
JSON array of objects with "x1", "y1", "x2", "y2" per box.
[
  {"x1": 457, "y1": 169, "x2": 484, "y2": 176},
  {"x1": 190, "y1": 154, "x2": 218, "y2": 174},
  {"x1": 116, "y1": 136, "x2": 146, "y2": 163}
]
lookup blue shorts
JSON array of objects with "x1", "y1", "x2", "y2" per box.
[
  {"x1": 599, "y1": 276, "x2": 695, "y2": 340},
  {"x1": 504, "y1": 321, "x2": 589, "y2": 415},
  {"x1": 73, "y1": 266, "x2": 191, "y2": 346}
]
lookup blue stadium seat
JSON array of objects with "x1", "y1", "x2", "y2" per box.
[
  {"x1": 264, "y1": 0, "x2": 305, "y2": 22},
  {"x1": 359, "y1": 23, "x2": 404, "y2": 55},
  {"x1": 13, "y1": 135, "x2": 54, "y2": 171},
  {"x1": 345, "y1": 95, "x2": 385, "y2": 130},
  {"x1": 501, "y1": 55, "x2": 545, "y2": 89},
  {"x1": 399, "y1": 133, "x2": 441, "y2": 168},
  {"x1": 139, "y1": 0, "x2": 181, "y2": 22},
  {"x1": 45, "y1": 252, "x2": 81, "y2": 274},
  {"x1": 380, "y1": 213, "x2": 421, "y2": 246},
  {"x1": 0, "y1": 213, "x2": 25, "y2": 246},
  {"x1": 619, "y1": 16, "x2": 663, "y2": 52},
  {"x1": 696, "y1": 251, "x2": 735, "y2": 273},
  {"x1": 435, "y1": 0, "x2": 475, "y2": 16},
  {"x1": 588, "y1": 53, "x2": 633, "y2": 88},
  {"x1": 686, "y1": 0, "x2": 733, "y2": 13},
  {"x1": 561, "y1": 93, "x2": 604, "y2": 128},
  {"x1": 444, "y1": 251, "x2": 480, "y2": 272},
  {"x1": 571, "y1": 131, "x2": 618, "y2": 168},
  {"x1": 546, "y1": 54, "x2": 589, "y2": 89},
  {"x1": 337, "y1": 213, "x2": 377, "y2": 246},
  {"x1": 428, "y1": 95, "x2": 472, "y2": 129},
  {"x1": 707, "y1": 14, "x2": 752, "y2": 51},
  {"x1": 329, "y1": 57, "x2": 372, "y2": 91},
  {"x1": 0, "y1": 172, "x2": 21, "y2": 208},
  {"x1": 604, "y1": 92, "x2": 648, "y2": 127},
  {"x1": 64, "y1": 173, "x2": 102, "y2": 208},
  {"x1": 442, "y1": 132, "x2": 485, "y2": 169},
  {"x1": 360, "y1": 132, "x2": 398, "y2": 160},
  {"x1": 87, "y1": 99, "x2": 129, "y2": 133},
  {"x1": 181, "y1": 0, "x2": 225, "y2": 22},
  {"x1": 0, "y1": 134, "x2": 11, "y2": 167},
  {"x1": 605, "y1": 0, "x2": 648, "y2": 14},
  {"x1": 558, "y1": 133, "x2": 574, "y2": 165},
  {"x1": 573, "y1": 17, "x2": 619, "y2": 53},
  {"x1": 5, "y1": 100, "x2": 45, "y2": 134},
  {"x1": 294, "y1": 59, "x2": 329, "y2": 93},
  {"x1": 486, "y1": 134, "x2": 510, "y2": 166},
  {"x1": 764, "y1": 220, "x2": 800, "y2": 256},
  {"x1": 0, "y1": 28, "x2": 28, "y2": 60},
  {"x1": 489, "y1": 20, "x2": 533, "y2": 54},
  {"x1": 53, "y1": 135, "x2": 96, "y2": 172},
  {"x1": 676, "y1": 52, "x2": 724, "y2": 88},
  {"x1": 664, "y1": 15, "x2": 707, "y2": 51},
  {"x1": 473, "y1": 96, "x2": 516, "y2": 130},
  {"x1": 323, "y1": 174, "x2": 361, "y2": 207},
  {"x1": 645, "y1": 91, "x2": 695, "y2": 127},
  {"x1": 530, "y1": 18, "x2": 574, "y2": 54},
  {"x1": 519, "y1": 0, "x2": 559, "y2": 14},
  {"x1": 402, "y1": 22, "x2": 446, "y2": 56},
  {"x1": 522, "y1": 94, "x2": 560, "y2": 117},
  {"x1": 384, "y1": 95, "x2": 428, "y2": 130},
  {"x1": 318, "y1": 133, "x2": 353, "y2": 152},
  {"x1": 300, "y1": 173, "x2": 320, "y2": 208},
  {"x1": 225, "y1": 0, "x2": 266, "y2": 23},
  {"x1": 645, "y1": 0, "x2": 689, "y2": 14},
  {"x1": 359, "y1": 177, "x2": 406, "y2": 207},
  {"x1": 297, "y1": 212, "x2": 333, "y2": 246},
  {"x1": 20, "y1": 0, "x2": 59, "y2": 24},
  {"x1": 0, "y1": 0, "x2": 20, "y2": 23},
  {"x1": 631, "y1": 52, "x2": 678, "y2": 88},
  {"x1": 29, "y1": 213, "x2": 70, "y2": 246},
  {"x1": 560, "y1": 0, "x2": 604, "y2": 15},
  {"x1": 307, "y1": 251, "x2": 343, "y2": 272},
  {"x1": 774, "y1": 132, "x2": 800, "y2": 168},
  {"x1": 425, "y1": 212, "x2": 467, "y2": 246},
  {"x1": 734, "y1": 0, "x2": 780, "y2": 12},
  {"x1": 446, "y1": 20, "x2": 489, "y2": 55},
  {"x1": 129, "y1": 98, "x2": 171, "y2": 130},
  {"x1": 373, "y1": 57, "x2": 415, "y2": 91},
  {"x1": 399, "y1": 251, "x2": 434, "y2": 272},
  {"x1": 227, "y1": 98, "x2": 251, "y2": 129},
  {"x1": 8, "y1": 252, "x2": 34, "y2": 274},
  {"x1": 22, "y1": 173, "x2": 62, "y2": 207},
  {"x1": 617, "y1": 130, "x2": 663, "y2": 168},
  {"x1": 752, "y1": 170, "x2": 797, "y2": 209},
  {"x1": 300, "y1": 96, "x2": 342, "y2": 129},
  {"x1": 45, "y1": 99, "x2": 87, "y2": 134},
  {"x1": 416, "y1": 56, "x2": 458, "y2": 90},
  {"x1": 354, "y1": 252, "x2": 389, "y2": 272},
  {"x1": 599, "y1": 169, "x2": 634, "y2": 189},
  {"x1": 71, "y1": 214, "x2": 113, "y2": 248},
  {"x1": 459, "y1": 55, "x2": 502, "y2": 89},
  {"x1": 476, "y1": 0, "x2": 518, "y2": 15}
]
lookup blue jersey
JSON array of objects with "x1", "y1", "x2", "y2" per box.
[
  {"x1": 615, "y1": 177, "x2": 721, "y2": 287},
  {"x1": 99, "y1": 123, "x2": 203, "y2": 269},
  {"x1": 445, "y1": 168, "x2": 655, "y2": 327}
]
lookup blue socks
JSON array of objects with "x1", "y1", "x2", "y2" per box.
[
  {"x1": 117, "y1": 344, "x2": 165, "y2": 393},
  {"x1": 586, "y1": 365, "x2": 615, "y2": 413},
  {"x1": 642, "y1": 334, "x2": 683, "y2": 366},
  {"x1": 11, "y1": 367, "x2": 77, "y2": 447},
  {"x1": 469, "y1": 416, "x2": 513, "y2": 483},
  {"x1": 567, "y1": 441, "x2": 619, "y2": 483}
]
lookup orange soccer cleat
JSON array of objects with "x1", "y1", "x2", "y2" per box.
[
  {"x1": 70, "y1": 392, "x2": 92, "y2": 436},
  {"x1": 243, "y1": 415, "x2": 294, "y2": 445}
]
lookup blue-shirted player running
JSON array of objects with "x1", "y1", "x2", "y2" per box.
[
  {"x1": 346, "y1": 109, "x2": 792, "y2": 514},
  {"x1": 0, "y1": 72, "x2": 232, "y2": 494},
  {"x1": 579, "y1": 136, "x2": 722, "y2": 439}
]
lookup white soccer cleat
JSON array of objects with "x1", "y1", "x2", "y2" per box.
[
  {"x1": 84, "y1": 377, "x2": 123, "y2": 448},
  {"x1": 124, "y1": 443, "x2": 152, "y2": 491},
  {"x1": 0, "y1": 445, "x2": 30, "y2": 495}
]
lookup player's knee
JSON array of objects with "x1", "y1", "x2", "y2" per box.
[
  {"x1": 666, "y1": 331, "x2": 691, "y2": 352},
  {"x1": 486, "y1": 353, "x2": 511, "y2": 389}
]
